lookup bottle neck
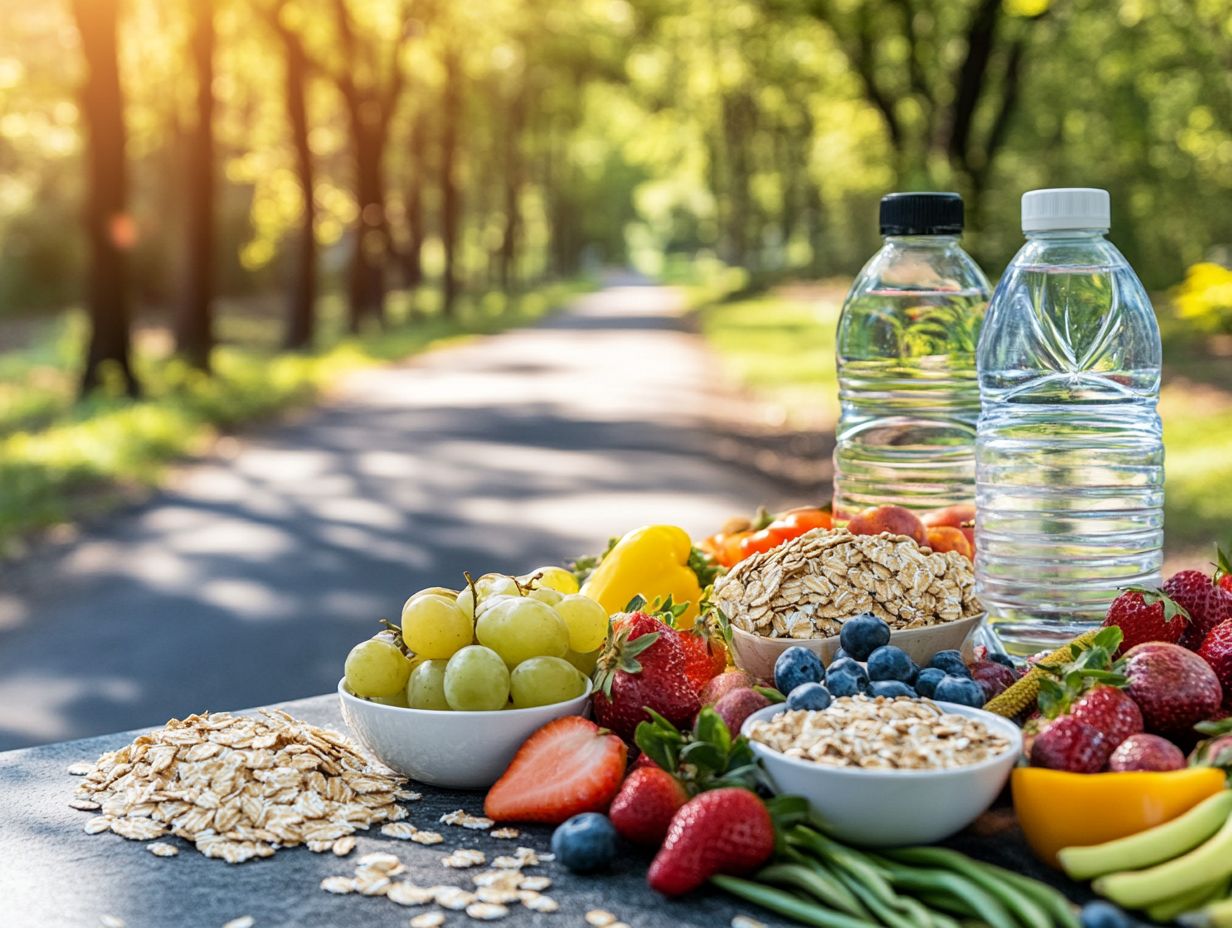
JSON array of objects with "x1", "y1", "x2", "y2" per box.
[
  {"x1": 1024, "y1": 229, "x2": 1108, "y2": 242},
  {"x1": 882, "y1": 234, "x2": 962, "y2": 247}
]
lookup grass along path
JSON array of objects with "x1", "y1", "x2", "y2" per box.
[
  {"x1": 0, "y1": 280, "x2": 591, "y2": 554},
  {"x1": 697, "y1": 282, "x2": 1232, "y2": 563}
]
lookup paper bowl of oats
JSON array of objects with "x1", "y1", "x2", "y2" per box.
[
  {"x1": 713, "y1": 529, "x2": 985, "y2": 682},
  {"x1": 742, "y1": 696, "x2": 1021, "y2": 846}
]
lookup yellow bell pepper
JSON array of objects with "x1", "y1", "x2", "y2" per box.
[
  {"x1": 1012, "y1": 767, "x2": 1226, "y2": 868},
  {"x1": 580, "y1": 525, "x2": 703, "y2": 628}
]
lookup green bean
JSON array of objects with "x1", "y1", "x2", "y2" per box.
[
  {"x1": 879, "y1": 848, "x2": 1052, "y2": 928},
  {"x1": 710, "y1": 874, "x2": 880, "y2": 928},
  {"x1": 823, "y1": 852, "x2": 924, "y2": 928},
  {"x1": 873, "y1": 860, "x2": 1017, "y2": 928},
  {"x1": 967, "y1": 860, "x2": 1082, "y2": 928},
  {"x1": 915, "y1": 891, "x2": 979, "y2": 919},
  {"x1": 759, "y1": 862, "x2": 870, "y2": 920},
  {"x1": 898, "y1": 893, "x2": 957, "y2": 928},
  {"x1": 790, "y1": 828, "x2": 903, "y2": 908},
  {"x1": 781, "y1": 848, "x2": 874, "y2": 919}
]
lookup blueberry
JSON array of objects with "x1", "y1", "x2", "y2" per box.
[
  {"x1": 775, "y1": 646, "x2": 825, "y2": 695},
  {"x1": 825, "y1": 659, "x2": 869, "y2": 697},
  {"x1": 832, "y1": 647, "x2": 851, "y2": 662},
  {"x1": 1080, "y1": 901, "x2": 1132, "y2": 928},
  {"x1": 787, "y1": 682, "x2": 833, "y2": 711},
  {"x1": 870, "y1": 680, "x2": 916, "y2": 699},
  {"x1": 867, "y1": 645, "x2": 918, "y2": 684},
  {"x1": 551, "y1": 813, "x2": 618, "y2": 873},
  {"x1": 838, "y1": 613, "x2": 891, "y2": 661},
  {"x1": 915, "y1": 667, "x2": 946, "y2": 699},
  {"x1": 929, "y1": 650, "x2": 971, "y2": 678},
  {"x1": 988, "y1": 652, "x2": 1018, "y2": 670},
  {"x1": 934, "y1": 674, "x2": 986, "y2": 708}
]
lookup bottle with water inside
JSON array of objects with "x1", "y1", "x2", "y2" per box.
[
  {"x1": 976, "y1": 188, "x2": 1164, "y2": 654},
  {"x1": 833, "y1": 193, "x2": 991, "y2": 520}
]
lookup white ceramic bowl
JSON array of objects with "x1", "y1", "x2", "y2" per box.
[
  {"x1": 729, "y1": 612, "x2": 985, "y2": 683},
  {"x1": 338, "y1": 678, "x2": 592, "y2": 789},
  {"x1": 741, "y1": 700, "x2": 1021, "y2": 847}
]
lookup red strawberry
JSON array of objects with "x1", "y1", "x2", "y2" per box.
[
  {"x1": 647, "y1": 788, "x2": 774, "y2": 896},
  {"x1": 1068, "y1": 684, "x2": 1144, "y2": 747},
  {"x1": 699, "y1": 670, "x2": 760, "y2": 707},
  {"x1": 1197, "y1": 620, "x2": 1232, "y2": 705},
  {"x1": 712, "y1": 688, "x2": 771, "y2": 737},
  {"x1": 632, "y1": 752, "x2": 661, "y2": 771},
  {"x1": 1121, "y1": 642, "x2": 1224, "y2": 738},
  {"x1": 677, "y1": 624, "x2": 728, "y2": 693},
  {"x1": 1030, "y1": 716, "x2": 1113, "y2": 773},
  {"x1": 609, "y1": 766, "x2": 690, "y2": 846},
  {"x1": 484, "y1": 717, "x2": 626, "y2": 824},
  {"x1": 1218, "y1": 547, "x2": 1232, "y2": 596},
  {"x1": 1108, "y1": 733, "x2": 1185, "y2": 772},
  {"x1": 593, "y1": 613, "x2": 701, "y2": 741},
  {"x1": 1102, "y1": 588, "x2": 1189, "y2": 655},
  {"x1": 1166, "y1": 570, "x2": 1232, "y2": 650}
]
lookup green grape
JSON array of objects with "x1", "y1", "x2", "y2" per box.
[
  {"x1": 510, "y1": 656, "x2": 587, "y2": 708},
  {"x1": 456, "y1": 573, "x2": 521, "y2": 619},
  {"x1": 520, "y1": 565, "x2": 579, "y2": 595},
  {"x1": 444, "y1": 646, "x2": 511, "y2": 711},
  {"x1": 475, "y1": 598, "x2": 570, "y2": 667},
  {"x1": 403, "y1": 586, "x2": 459, "y2": 612},
  {"x1": 401, "y1": 594, "x2": 473, "y2": 659},
  {"x1": 344, "y1": 638, "x2": 413, "y2": 697},
  {"x1": 527, "y1": 586, "x2": 563, "y2": 606},
  {"x1": 406, "y1": 659, "x2": 451, "y2": 710},
  {"x1": 553, "y1": 594, "x2": 610, "y2": 653},
  {"x1": 370, "y1": 690, "x2": 409, "y2": 708},
  {"x1": 565, "y1": 647, "x2": 601, "y2": 677},
  {"x1": 475, "y1": 592, "x2": 519, "y2": 622}
]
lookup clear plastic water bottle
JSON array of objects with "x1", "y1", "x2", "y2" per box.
[
  {"x1": 976, "y1": 188, "x2": 1164, "y2": 654},
  {"x1": 833, "y1": 193, "x2": 992, "y2": 520}
]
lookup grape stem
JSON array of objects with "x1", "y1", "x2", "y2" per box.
[{"x1": 377, "y1": 617, "x2": 412, "y2": 657}]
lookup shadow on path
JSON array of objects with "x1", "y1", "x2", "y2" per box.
[{"x1": 0, "y1": 283, "x2": 828, "y2": 750}]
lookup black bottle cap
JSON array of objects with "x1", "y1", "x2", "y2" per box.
[{"x1": 879, "y1": 192, "x2": 964, "y2": 235}]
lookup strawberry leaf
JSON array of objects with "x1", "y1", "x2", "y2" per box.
[
  {"x1": 693, "y1": 707, "x2": 732, "y2": 757},
  {"x1": 755, "y1": 685, "x2": 786, "y2": 704},
  {"x1": 689, "y1": 546, "x2": 723, "y2": 589},
  {"x1": 633, "y1": 711, "x2": 685, "y2": 773},
  {"x1": 624, "y1": 594, "x2": 648, "y2": 613},
  {"x1": 1215, "y1": 545, "x2": 1232, "y2": 584}
]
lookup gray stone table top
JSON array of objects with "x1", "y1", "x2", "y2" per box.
[{"x1": 0, "y1": 694, "x2": 1087, "y2": 928}]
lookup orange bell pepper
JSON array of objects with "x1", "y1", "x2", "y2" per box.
[{"x1": 1012, "y1": 767, "x2": 1226, "y2": 868}]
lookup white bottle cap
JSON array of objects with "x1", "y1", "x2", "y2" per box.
[{"x1": 1021, "y1": 187, "x2": 1110, "y2": 232}]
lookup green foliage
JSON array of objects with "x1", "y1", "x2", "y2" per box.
[
  {"x1": 1175, "y1": 264, "x2": 1232, "y2": 334},
  {"x1": 0, "y1": 279, "x2": 590, "y2": 553}
]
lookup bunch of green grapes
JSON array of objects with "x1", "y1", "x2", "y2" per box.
[{"x1": 342, "y1": 565, "x2": 612, "y2": 712}]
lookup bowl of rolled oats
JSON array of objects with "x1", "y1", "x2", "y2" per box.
[
  {"x1": 713, "y1": 528, "x2": 985, "y2": 681},
  {"x1": 338, "y1": 677, "x2": 592, "y2": 790},
  {"x1": 741, "y1": 696, "x2": 1021, "y2": 846}
]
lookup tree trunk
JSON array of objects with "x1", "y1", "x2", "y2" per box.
[
  {"x1": 401, "y1": 107, "x2": 428, "y2": 293},
  {"x1": 498, "y1": 86, "x2": 525, "y2": 300},
  {"x1": 174, "y1": 0, "x2": 216, "y2": 370},
  {"x1": 346, "y1": 126, "x2": 387, "y2": 331},
  {"x1": 439, "y1": 46, "x2": 462, "y2": 317},
  {"x1": 271, "y1": 13, "x2": 317, "y2": 351},
  {"x1": 71, "y1": 0, "x2": 139, "y2": 398}
]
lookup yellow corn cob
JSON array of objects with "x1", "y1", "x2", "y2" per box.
[{"x1": 984, "y1": 628, "x2": 1104, "y2": 718}]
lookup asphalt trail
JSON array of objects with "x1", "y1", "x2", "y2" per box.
[{"x1": 0, "y1": 281, "x2": 796, "y2": 749}]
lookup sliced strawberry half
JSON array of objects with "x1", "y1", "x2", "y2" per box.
[{"x1": 484, "y1": 716, "x2": 627, "y2": 824}]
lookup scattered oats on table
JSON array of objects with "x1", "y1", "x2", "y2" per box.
[
  {"x1": 523, "y1": 894, "x2": 559, "y2": 913},
  {"x1": 488, "y1": 827, "x2": 519, "y2": 839},
  {"x1": 147, "y1": 841, "x2": 179, "y2": 857},
  {"x1": 98, "y1": 916, "x2": 125, "y2": 928},
  {"x1": 382, "y1": 822, "x2": 418, "y2": 840},
  {"x1": 466, "y1": 901, "x2": 509, "y2": 920},
  {"x1": 443, "y1": 848, "x2": 487, "y2": 869},
  {"x1": 320, "y1": 876, "x2": 356, "y2": 895},
  {"x1": 66, "y1": 761, "x2": 94, "y2": 776},
  {"x1": 222, "y1": 917, "x2": 255, "y2": 928},
  {"x1": 732, "y1": 916, "x2": 768, "y2": 928},
  {"x1": 387, "y1": 883, "x2": 435, "y2": 907},
  {"x1": 586, "y1": 910, "x2": 618, "y2": 927},
  {"x1": 518, "y1": 875, "x2": 551, "y2": 891},
  {"x1": 68, "y1": 709, "x2": 406, "y2": 862},
  {"x1": 436, "y1": 887, "x2": 478, "y2": 910},
  {"x1": 440, "y1": 809, "x2": 494, "y2": 830},
  {"x1": 69, "y1": 798, "x2": 101, "y2": 811},
  {"x1": 411, "y1": 830, "x2": 444, "y2": 845},
  {"x1": 332, "y1": 835, "x2": 356, "y2": 856},
  {"x1": 410, "y1": 913, "x2": 446, "y2": 928}
]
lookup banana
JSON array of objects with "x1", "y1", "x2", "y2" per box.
[
  {"x1": 1180, "y1": 897, "x2": 1232, "y2": 928},
  {"x1": 1095, "y1": 810, "x2": 1232, "y2": 909},
  {"x1": 1059, "y1": 791, "x2": 1232, "y2": 880},
  {"x1": 1145, "y1": 876, "x2": 1229, "y2": 924}
]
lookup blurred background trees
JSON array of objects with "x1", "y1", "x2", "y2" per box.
[{"x1": 0, "y1": 0, "x2": 1229, "y2": 383}]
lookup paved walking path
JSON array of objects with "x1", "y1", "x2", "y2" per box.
[{"x1": 0, "y1": 281, "x2": 798, "y2": 750}]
